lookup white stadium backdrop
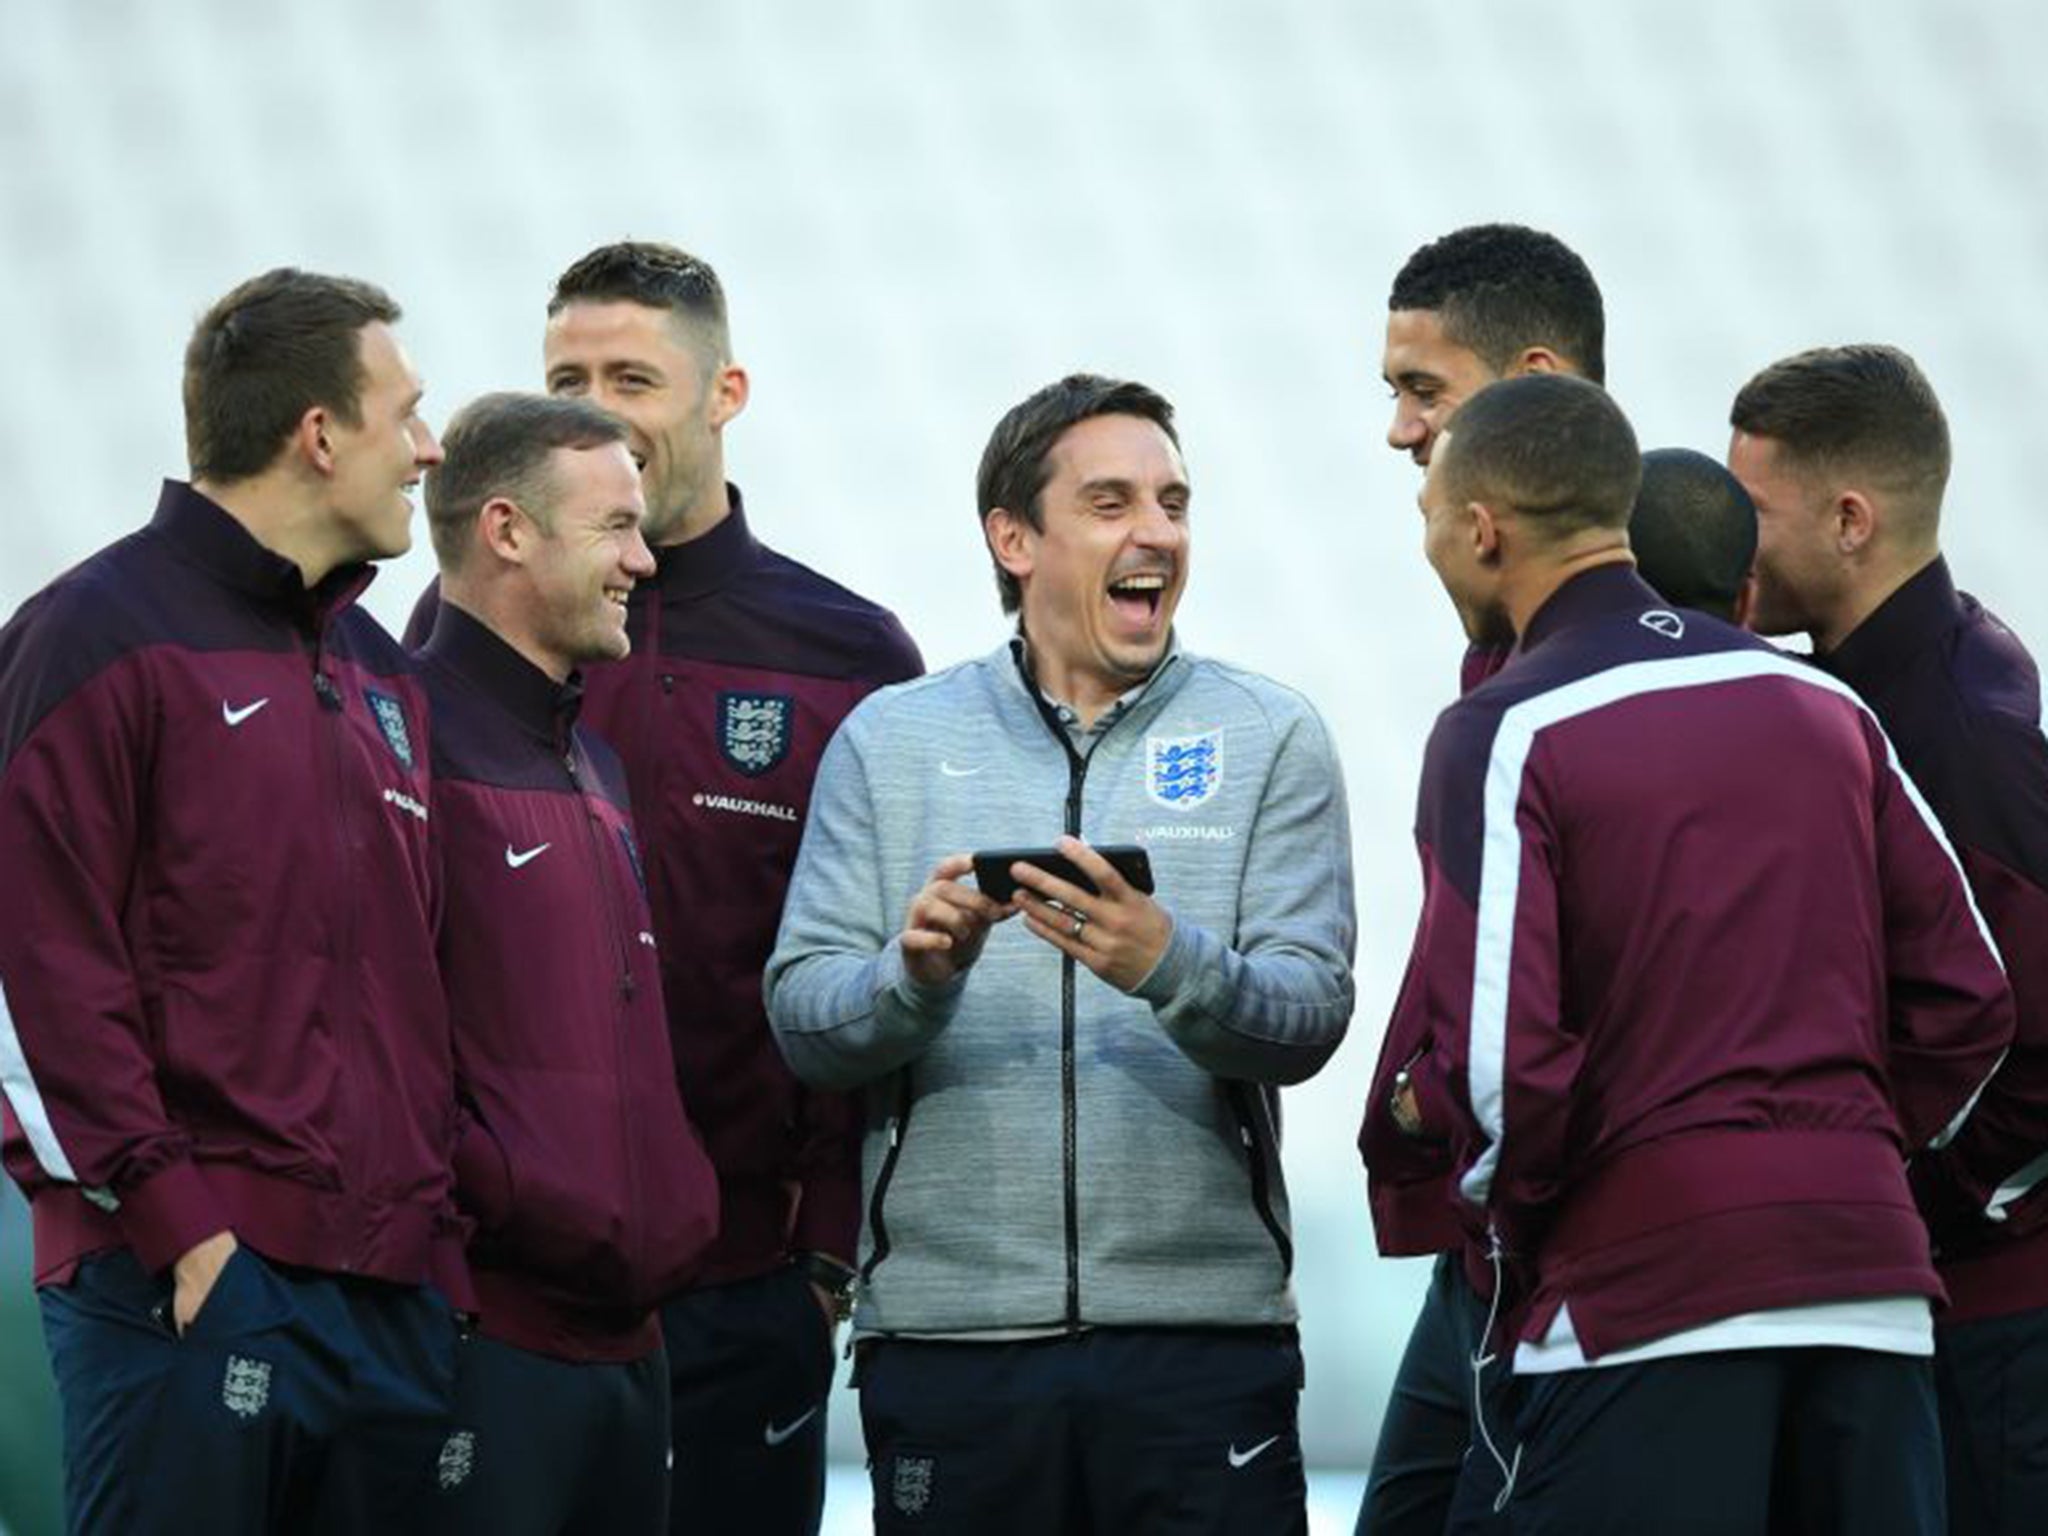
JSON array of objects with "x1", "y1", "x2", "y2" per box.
[{"x1": 2, "y1": 0, "x2": 2044, "y2": 1505}]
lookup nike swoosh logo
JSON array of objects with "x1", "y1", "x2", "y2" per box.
[
  {"x1": 763, "y1": 1406, "x2": 819, "y2": 1447},
  {"x1": 1227, "y1": 1435, "x2": 1280, "y2": 1469},
  {"x1": 221, "y1": 698, "x2": 271, "y2": 727},
  {"x1": 939, "y1": 762, "x2": 984, "y2": 777},
  {"x1": 504, "y1": 843, "x2": 552, "y2": 869}
]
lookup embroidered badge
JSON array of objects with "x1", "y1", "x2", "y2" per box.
[
  {"x1": 221, "y1": 1355, "x2": 272, "y2": 1419},
  {"x1": 364, "y1": 688, "x2": 416, "y2": 771},
  {"x1": 437, "y1": 1429, "x2": 477, "y2": 1491},
  {"x1": 1639, "y1": 609, "x2": 1686, "y2": 640},
  {"x1": 891, "y1": 1452, "x2": 936, "y2": 1516},
  {"x1": 1147, "y1": 729, "x2": 1223, "y2": 810},
  {"x1": 717, "y1": 692, "x2": 793, "y2": 777}
]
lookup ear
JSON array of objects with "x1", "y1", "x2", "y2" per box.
[
  {"x1": 1470, "y1": 501, "x2": 1505, "y2": 565},
  {"x1": 985, "y1": 507, "x2": 1036, "y2": 587},
  {"x1": 708, "y1": 363, "x2": 749, "y2": 430},
  {"x1": 295, "y1": 406, "x2": 338, "y2": 477},
  {"x1": 1509, "y1": 347, "x2": 1566, "y2": 378},
  {"x1": 478, "y1": 496, "x2": 531, "y2": 566},
  {"x1": 1834, "y1": 489, "x2": 1878, "y2": 555},
  {"x1": 1733, "y1": 569, "x2": 1761, "y2": 630}
]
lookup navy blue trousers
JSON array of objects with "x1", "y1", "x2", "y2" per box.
[
  {"x1": 38, "y1": 1244, "x2": 456, "y2": 1536},
  {"x1": 432, "y1": 1331, "x2": 670, "y2": 1535},
  {"x1": 857, "y1": 1327, "x2": 1306, "y2": 1536},
  {"x1": 1357, "y1": 1253, "x2": 1515, "y2": 1536},
  {"x1": 1935, "y1": 1305, "x2": 2048, "y2": 1535},
  {"x1": 661, "y1": 1263, "x2": 836, "y2": 1536},
  {"x1": 1505, "y1": 1348, "x2": 1943, "y2": 1536}
]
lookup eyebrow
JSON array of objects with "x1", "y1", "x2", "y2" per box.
[
  {"x1": 1387, "y1": 369, "x2": 1445, "y2": 390},
  {"x1": 1078, "y1": 476, "x2": 1191, "y2": 500}
]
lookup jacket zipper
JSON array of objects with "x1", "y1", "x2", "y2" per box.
[
  {"x1": 1059, "y1": 741, "x2": 1091, "y2": 1329},
  {"x1": 1229, "y1": 1083, "x2": 1294, "y2": 1275},
  {"x1": 564, "y1": 744, "x2": 643, "y2": 1277},
  {"x1": 310, "y1": 637, "x2": 363, "y2": 1263},
  {"x1": 859, "y1": 1071, "x2": 913, "y2": 1283}
]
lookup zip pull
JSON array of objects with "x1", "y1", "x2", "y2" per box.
[
  {"x1": 1471, "y1": 1225, "x2": 1524, "y2": 1513},
  {"x1": 312, "y1": 672, "x2": 342, "y2": 711}
]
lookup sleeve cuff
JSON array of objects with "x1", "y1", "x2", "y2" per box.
[{"x1": 117, "y1": 1158, "x2": 229, "y2": 1275}]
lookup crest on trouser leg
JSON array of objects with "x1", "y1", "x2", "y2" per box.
[
  {"x1": 221, "y1": 1355, "x2": 272, "y2": 1419},
  {"x1": 438, "y1": 1429, "x2": 477, "y2": 1490},
  {"x1": 891, "y1": 1452, "x2": 936, "y2": 1515}
]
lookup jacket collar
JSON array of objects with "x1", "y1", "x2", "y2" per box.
[
  {"x1": 422, "y1": 601, "x2": 584, "y2": 748},
  {"x1": 649, "y1": 483, "x2": 759, "y2": 600},
  {"x1": 1001, "y1": 633, "x2": 1190, "y2": 742},
  {"x1": 1521, "y1": 562, "x2": 1665, "y2": 652},
  {"x1": 1817, "y1": 556, "x2": 1958, "y2": 695},
  {"x1": 152, "y1": 479, "x2": 374, "y2": 625}
]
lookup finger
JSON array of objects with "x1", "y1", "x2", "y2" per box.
[
  {"x1": 1009, "y1": 859, "x2": 1094, "y2": 914},
  {"x1": 928, "y1": 852, "x2": 976, "y2": 883},
  {"x1": 1056, "y1": 836, "x2": 1130, "y2": 899},
  {"x1": 901, "y1": 929, "x2": 955, "y2": 953},
  {"x1": 1020, "y1": 906, "x2": 1092, "y2": 959},
  {"x1": 927, "y1": 879, "x2": 1009, "y2": 922},
  {"x1": 912, "y1": 897, "x2": 983, "y2": 943}
]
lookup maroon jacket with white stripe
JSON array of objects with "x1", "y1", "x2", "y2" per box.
[
  {"x1": 1379, "y1": 564, "x2": 2013, "y2": 1360},
  {"x1": 0, "y1": 481, "x2": 464, "y2": 1294},
  {"x1": 1820, "y1": 558, "x2": 2048, "y2": 1324},
  {"x1": 420, "y1": 606, "x2": 718, "y2": 1361}
]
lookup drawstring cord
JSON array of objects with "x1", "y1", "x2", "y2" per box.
[{"x1": 1470, "y1": 1229, "x2": 1523, "y2": 1513}]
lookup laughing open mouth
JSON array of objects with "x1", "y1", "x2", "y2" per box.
[{"x1": 1108, "y1": 571, "x2": 1168, "y2": 624}]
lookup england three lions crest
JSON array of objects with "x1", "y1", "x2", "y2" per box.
[
  {"x1": 718, "y1": 692, "x2": 793, "y2": 777},
  {"x1": 1147, "y1": 729, "x2": 1223, "y2": 810}
]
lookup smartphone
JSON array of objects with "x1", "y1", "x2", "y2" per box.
[{"x1": 971, "y1": 844, "x2": 1155, "y2": 903}]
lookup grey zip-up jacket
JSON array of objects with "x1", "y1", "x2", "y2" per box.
[{"x1": 765, "y1": 641, "x2": 1356, "y2": 1334}]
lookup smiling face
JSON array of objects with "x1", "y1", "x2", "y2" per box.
[
  {"x1": 1726, "y1": 429, "x2": 1844, "y2": 639},
  {"x1": 991, "y1": 413, "x2": 1190, "y2": 715},
  {"x1": 542, "y1": 300, "x2": 739, "y2": 546},
  {"x1": 519, "y1": 440, "x2": 656, "y2": 678},
  {"x1": 325, "y1": 321, "x2": 442, "y2": 561},
  {"x1": 1383, "y1": 309, "x2": 1501, "y2": 468}
]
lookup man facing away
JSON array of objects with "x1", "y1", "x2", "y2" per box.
[
  {"x1": 409, "y1": 240, "x2": 923, "y2": 1536},
  {"x1": 1361, "y1": 222, "x2": 1607, "y2": 1534},
  {"x1": 416, "y1": 392, "x2": 722, "y2": 1533},
  {"x1": 1729, "y1": 344, "x2": 2048, "y2": 1535},
  {"x1": 1388, "y1": 372, "x2": 2012, "y2": 1534},
  {"x1": 0, "y1": 269, "x2": 462, "y2": 1534},
  {"x1": 767, "y1": 373, "x2": 1356, "y2": 1535}
]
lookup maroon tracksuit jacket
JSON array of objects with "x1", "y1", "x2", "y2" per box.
[
  {"x1": 1820, "y1": 557, "x2": 2048, "y2": 1324},
  {"x1": 0, "y1": 481, "x2": 463, "y2": 1293},
  {"x1": 419, "y1": 605, "x2": 720, "y2": 1361},
  {"x1": 1369, "y1": 565, "x2": 2013, "y2": 1359},
  {"x1": 411, "y1": 487, "x2": 921, "y2": 1281}
]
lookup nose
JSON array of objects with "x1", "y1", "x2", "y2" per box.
[
  {"x1": 623, "y1": 525, "x2": 657, "y2": 579},
  {"x1": 1388, "y1": 403, "x2": 1423, "y2": 453},
  {"x1": 1134, "y1": 498, "x2": 1185, "y2": 549},
  {"x1": 413, "y1": 420, "x2": 445, "y2": 466}
]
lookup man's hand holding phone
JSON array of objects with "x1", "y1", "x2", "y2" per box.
[
  {"x1": 901, "y1": 853, "x2": 1017, "y2": 987},
  {"x1": 1008, "y1": 836, "x2": 1171, "y2": 992}
]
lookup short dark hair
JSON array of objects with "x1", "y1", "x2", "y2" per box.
[
  {"x1": 183, "y1": 268, "x2": 401, "y2": 483},
  {"x1": 976, "y1": 374, "x2": 1181, "y2": 614},
  {"x1": 1437, "y1": 374, "x2": 1640, "y2": 536},
  {"x1": 425, "y1": 392, "x2": 629, "y2": 571},
  {"x1": 1629, "y1": 448, "x2": 1757, "y2": 620},
  {"x1": 1389, "y1": 224, "x2": 1606, "y2": 385},
  {"x1": 1728, "y1": 344, "x2": 1950, "y2": 520},
  {"x1": 549, "y1": 240, "x2": 730, "y2": 363}
]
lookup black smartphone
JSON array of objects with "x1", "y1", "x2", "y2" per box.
[{"x1": 971, "y1": 845, "x2": 1155, "y2": 903}]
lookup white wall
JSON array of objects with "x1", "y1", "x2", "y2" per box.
[{"x1": 3, "y1": 0, "x2": 2043, "y2": 1467}]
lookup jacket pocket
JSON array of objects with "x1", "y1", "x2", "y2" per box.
[
  {"x1": 860, "y1": 1070, "x2": 917, "y2": 1284},
  {"x1": 1229, "y1": 1084, "x2": 1294, "y2": 1277}
]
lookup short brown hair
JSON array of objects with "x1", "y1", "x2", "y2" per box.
[
  {"x1": 549, "y1": 241, "x2": 730, "y2": 367},
  {"x1": 1728, "y1": 344, "x2": 1950, "y2": 519},
  {"x1": 183, "y1": 268, "x2": 401, "y2": 484},
  {"x1": 425, "y1": 392, "x2": 629, "y2": 571},
  {"x1": 1438, "y1": 374, "x2": 1640, "y2": 537}
]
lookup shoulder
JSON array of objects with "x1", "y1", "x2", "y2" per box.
[
  {"x1": 0, "y1": 532, "x2": 169, "y2": 760},
  {"x1": 1951, "y1": 594, "x2": 2044, "y2": 738},
  {"x1": 745, "y1": 541, "x2": 923, "y2": 678},
  {"x1": 1174, "y1": 654, "x2": 1331, "y2": 742}
]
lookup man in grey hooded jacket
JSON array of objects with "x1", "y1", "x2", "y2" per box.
[{"x1": 767, "y1": 373, "x2": 1356, "y2": 1534}]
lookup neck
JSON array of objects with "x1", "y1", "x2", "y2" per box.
[
  {"x1": 440, "y1": 583, "x2": 571, "y2": 684},
  {"x1": 1022, "y1": 637, "x2": 1150, "y2": 731},
  {"x1": 1503, "y1": 539, "x2": 1635, "y2": 638},
  {"x1": 194, "y1": 472, "x2": 349, "y2": 588},
  {"x1": 1811, "y1": 546, "x2": 1940, "y2": 655},
  {"x1": 654, "y1": 472, "x2": 732, "y2": 549}
]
